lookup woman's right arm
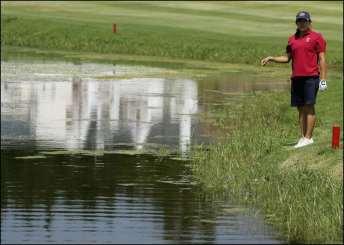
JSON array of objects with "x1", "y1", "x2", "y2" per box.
[{"x1": 261, "y1": 53, "x2": 291, "y2": 66}]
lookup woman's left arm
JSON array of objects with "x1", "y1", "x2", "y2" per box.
[{"x1": 319, "y1": 52, "x2": 327, "y2": 81}]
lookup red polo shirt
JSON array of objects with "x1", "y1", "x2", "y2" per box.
[{"x1": 286, "y1": 30, "x2": 326, "y2": 78}]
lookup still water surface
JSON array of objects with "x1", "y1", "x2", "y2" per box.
[{"x1": 1, "y1": 60, "x2": 286, "y2": 243}]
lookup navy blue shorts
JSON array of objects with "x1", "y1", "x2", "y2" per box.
[{"x1": 291, "y1": 76, "x2": 319, "y2": 107}]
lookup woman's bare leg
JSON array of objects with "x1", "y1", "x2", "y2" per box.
[
  {"x1": 297, "y1": 106, "x2": 306, "y2": 137},
  {"x1": 303, "y1": 104, "x2": 316, "y2": 139}
]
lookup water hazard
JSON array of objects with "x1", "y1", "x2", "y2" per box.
[{"x1": 1, "y1": 60, "x2": 285, "y2": 243}]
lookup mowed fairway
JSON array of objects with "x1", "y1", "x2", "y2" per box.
[{"x1": 1, "y1": 1, "x2": 343, "y2": 65}]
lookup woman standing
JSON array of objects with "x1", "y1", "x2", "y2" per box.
[{"x1": 261, "y1": 11, "x2": 327, "y2": 148}]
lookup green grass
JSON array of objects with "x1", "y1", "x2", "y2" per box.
[
  {"x1": 1, "y1": 1, "x2": 343, "y2": 65},
  {"x1": 191, "y1": 71, "x2": 343, "y2": 243}
]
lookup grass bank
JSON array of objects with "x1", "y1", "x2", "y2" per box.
[{"x1": 191, "y1": 69, "x2": 343, "y2": 243}]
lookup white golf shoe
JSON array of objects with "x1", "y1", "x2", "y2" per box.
[
  {"x1": 294, "y1": 137, "x2": 314, "y2": 148},
  {"x1": 294, "y1": 137, "x2": 305, "y2": 148}
]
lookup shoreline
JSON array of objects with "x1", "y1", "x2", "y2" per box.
[
  {"x1": 190, "y1": 73, "x2": 343, "y2": 243},
  {"x1": 3, "y1": 48, "x2": 343, "y2": 243}
]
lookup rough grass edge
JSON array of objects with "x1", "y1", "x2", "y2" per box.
[{"x1": 190, "y1": 91, "x2": 343, "y2": 244}]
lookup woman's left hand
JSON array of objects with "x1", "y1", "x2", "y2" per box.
[{"x1": 261, "y1": 56, "x2": 272, "y2": 66}]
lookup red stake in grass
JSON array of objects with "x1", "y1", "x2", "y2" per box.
[
  {"x1": 112, "y1": 23, "x2": 117, "y2": 33},
  {"x1": 332, "y1": 124, "x2": 340, "y2": 149}
]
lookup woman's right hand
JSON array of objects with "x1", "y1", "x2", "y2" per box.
[{"x1": 261, "y1": 56, "x2": 272, "y2": 66}]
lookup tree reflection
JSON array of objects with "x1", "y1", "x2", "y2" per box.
[{"x1": 1, "y1": 150, "x2": 218, "y2": 242}]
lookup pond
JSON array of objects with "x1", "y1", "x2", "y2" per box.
[{"x1": 1, "y1": 59, "x2": 287, "y2": 244}]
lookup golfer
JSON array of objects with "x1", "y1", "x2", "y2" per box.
[{"x1": 261, "y1": 11, "x2": 327, "y2": 148}]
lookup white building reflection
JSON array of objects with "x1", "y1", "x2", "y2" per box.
[{"x1": 1, "y1": 71, "x2": 198, "y2": 154}]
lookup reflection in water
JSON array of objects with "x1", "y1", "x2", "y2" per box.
[
  {"x1": 1, "y1": 61, "x2": 199, "y2": 154},
  {"x1": 198, "y1": 73, "x2": 289, "y2": 106},
  {"x1": 1, "y1": 60, "x2": 283, "y2": 243}
]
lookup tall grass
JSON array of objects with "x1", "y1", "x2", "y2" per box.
[
  {"x1": 191, "y1": 86, "x2": 343, "y2": 243},
  {"x1": 1, "y1": 15, "x2": 285, "y2": 64},
  {"x1": 1, "y1": 1, "x2": 343, "y2": 66}
]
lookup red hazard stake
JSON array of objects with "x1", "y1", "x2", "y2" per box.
[
  {"x1": 332, "y1": 125, "x2": 340, "y2": 149},
  {"x1": 112, "y1": 23, "x2": 117, "y2": 33}
]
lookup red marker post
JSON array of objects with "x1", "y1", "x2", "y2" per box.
[
  {"x1": 112, "y1": 23, "x2": 117, "y2": 33},
  {"x1": 332, "y1": 124, "x2": 340, "y2": 149}
]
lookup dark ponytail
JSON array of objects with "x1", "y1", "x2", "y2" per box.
[{"x1": 295, "y1": 29, "x2": 301, "y2": 37}]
